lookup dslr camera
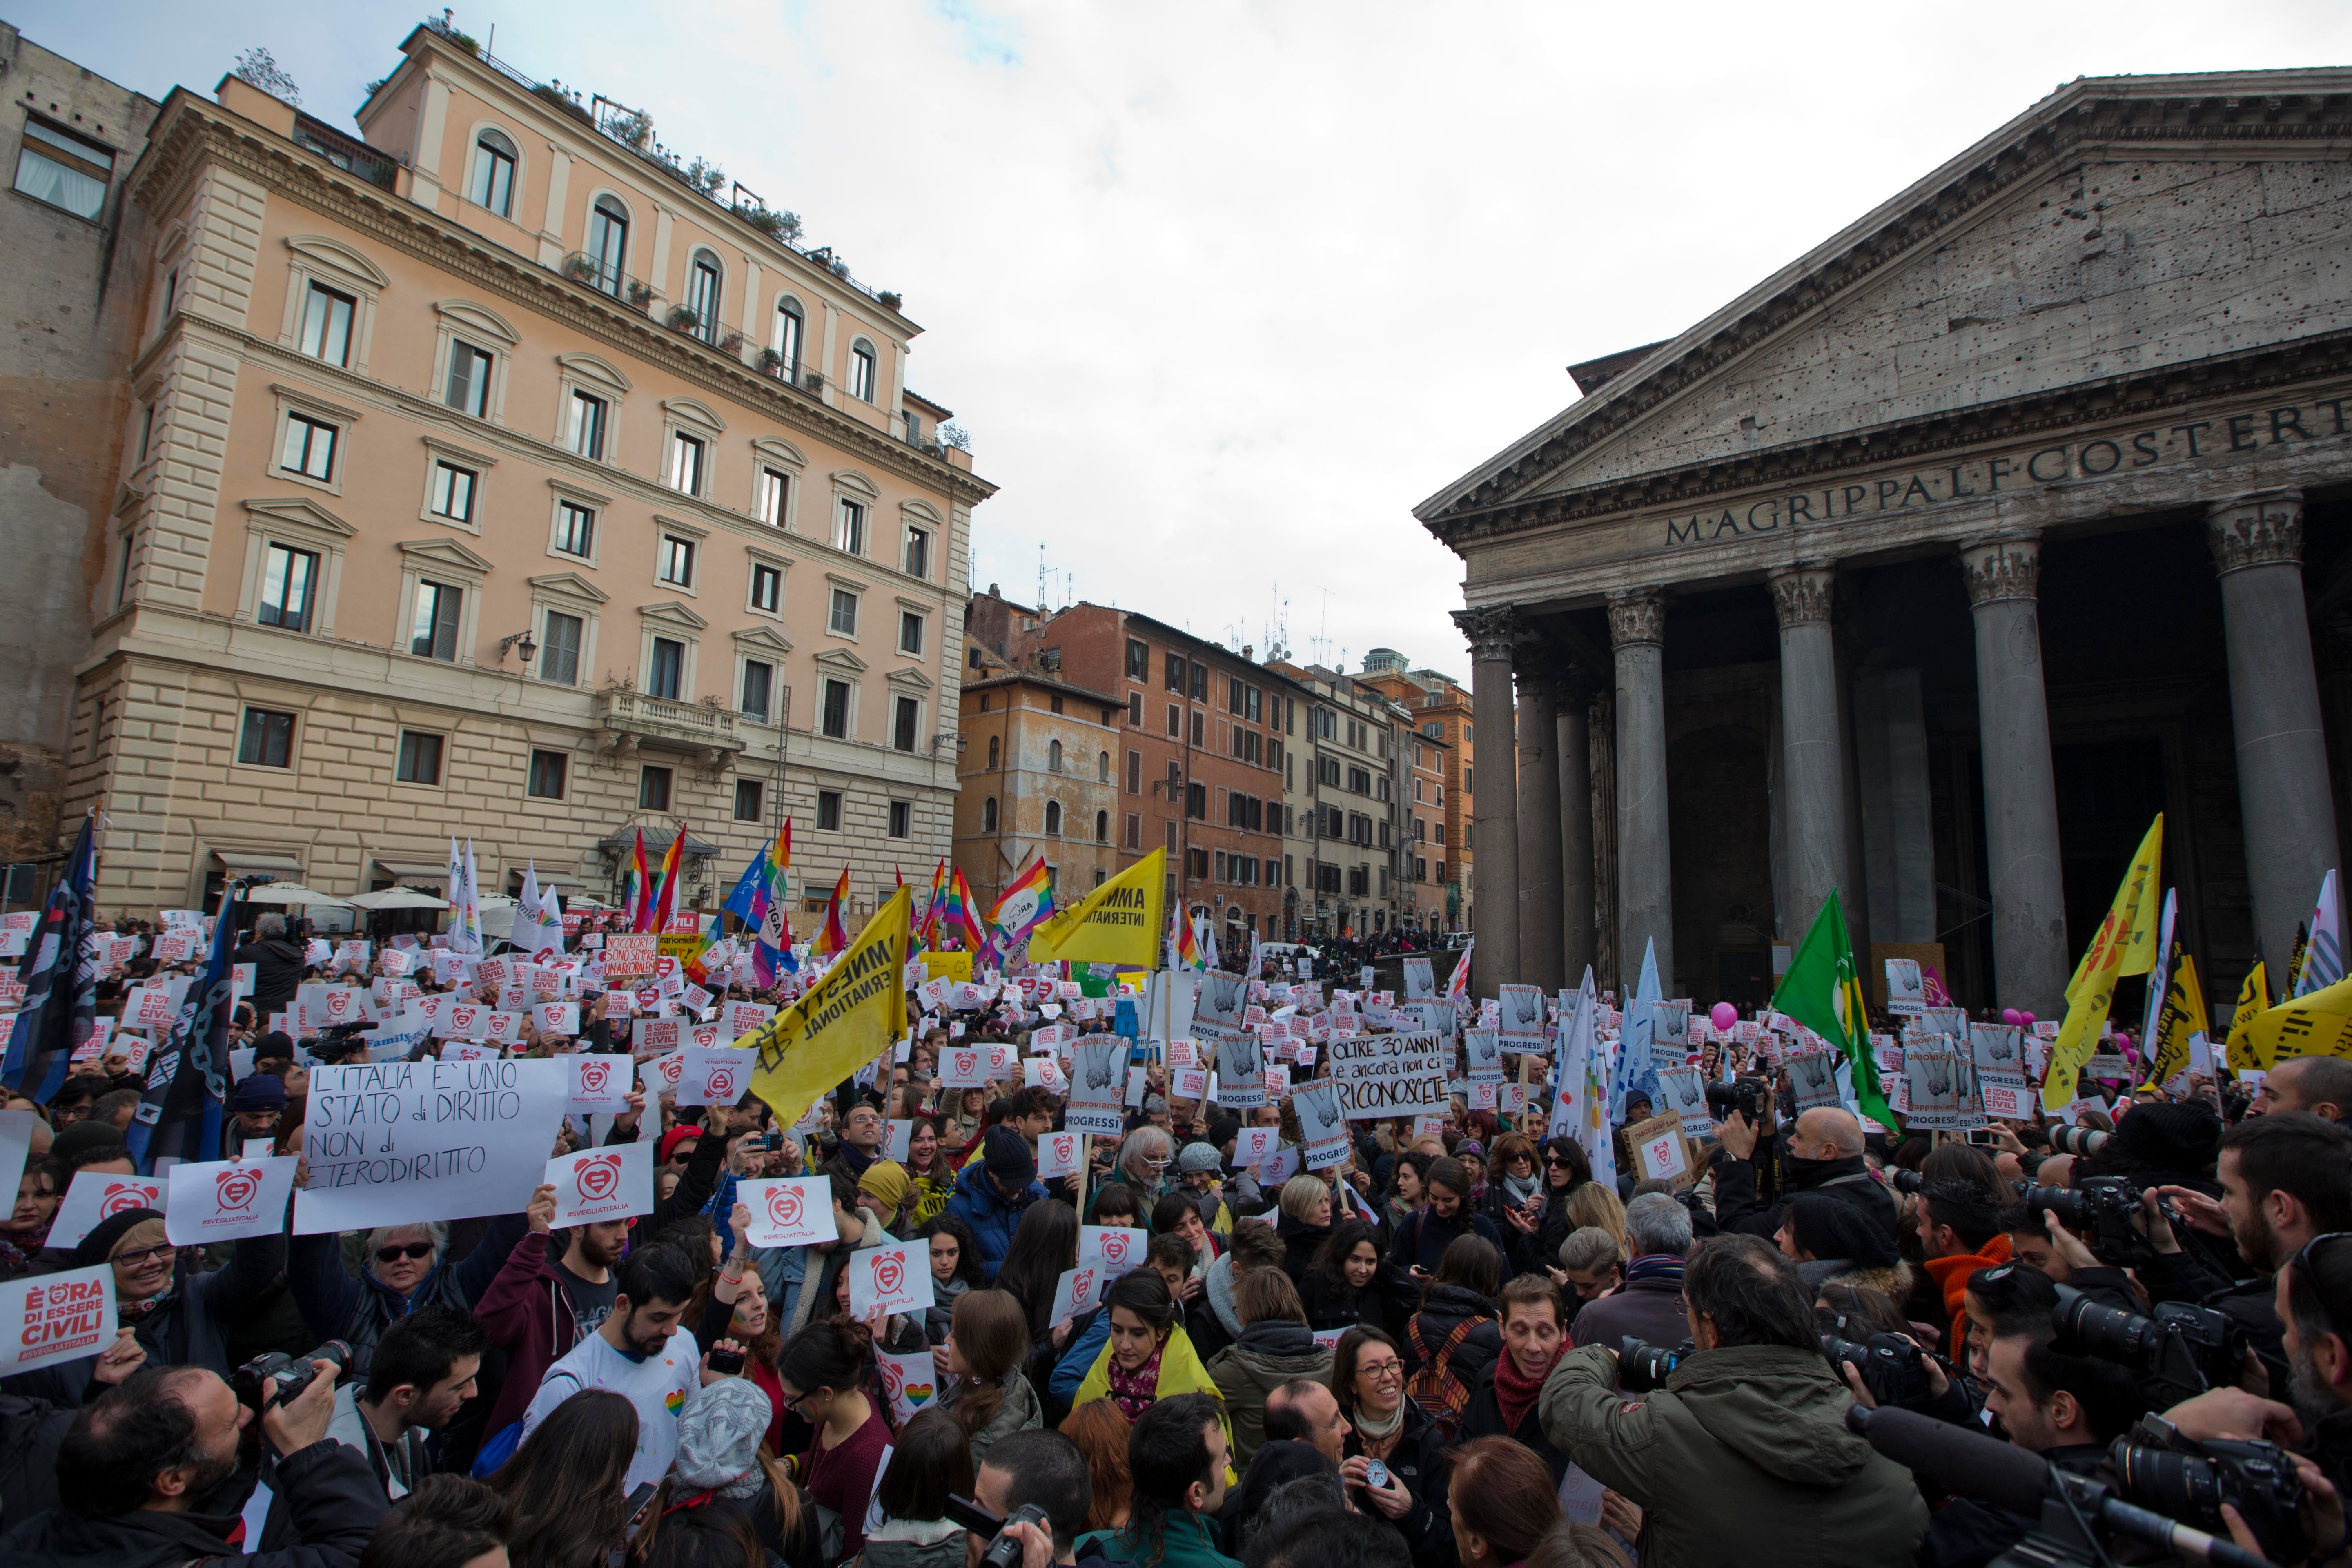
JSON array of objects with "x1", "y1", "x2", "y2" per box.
[
  {"x1": 1704, "y1": 1076, "x2": 1769, "y2": 1124},
  {"x1": 232, "y1": 1339, "x2": 351, "y2": 1412},
  {"x1": 2111, "y1": 1422, "x2": 2307, "y2": 1565},
  {"x1": 2016, "y1": 1176, "x2": 2165, "y2": 1267},
  {"x1": 1617, "y1": 1336, "x2": 1693, "y2": 1394},
  {"x1": 944, "y1": 1497, "x2": 1052, "y2": 1568},
  {"x1": 1821, "y1": 1332, "x2": 1932, "y2": 1409},
  {"x1": 2052, "y1": 1285, "x2": 2247, "y2": 1401}
]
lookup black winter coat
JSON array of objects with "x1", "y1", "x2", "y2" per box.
[
  {"x1": 0, "y1": 1437, "x2": 385, "y2": 1568},
  {"x1": 1398, "y1": 1282, "x2": 1500, "y2": 1394},
  {"x1": 1340, "y1": 1399, "x2": 1454, "y2": 1568}
]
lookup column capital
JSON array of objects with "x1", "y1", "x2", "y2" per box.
[
  {"x1": 1768, "y1": 562, "x2": 1836, "y2": 629},
  {"x1": 1451, "y1": 606, "x2": 1519, "y2": 662},
  {"x1": 1958, "y1": 532, "x2": 2042, "y2": 606},
  {"x1": 1607, "y1": 587, "x2": 1665, "y2": 648},
  {"x1": 2207, "y1": 488, "x2": 2305, "y2": 576}
]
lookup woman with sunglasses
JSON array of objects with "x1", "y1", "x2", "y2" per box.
[
  {"x1": 289, "y1": 1202, "x2": 537, "y2": 1377},
  {"x1": 1510, "y1": 1137, "x2": 1593, "y2": 1277}
]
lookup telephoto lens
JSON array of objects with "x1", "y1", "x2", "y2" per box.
[
  {"x1": 1617, "y1": 1336, "x2": 1691, "y2": 1394},
  {"x1": 2110, "y1": 1436, "x2": 2308, "y2": 1564},
  {"x1": 2050, "y1": 1125, "x2": 2110, "y2": 1157},
  {"x1": 1888, "y1": 1168, "x2": 1924, "y2": 1196}
]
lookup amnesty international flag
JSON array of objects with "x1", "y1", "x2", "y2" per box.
[
  {"x1": 2045, "y1": 815, "x2": 2162, "y2": 1109},
  {"x1": 1027, "y1": 847, "x2": 1166, "y2": 969},
  {"x1": 2225, "y1": 961, "x2": 2270, "y2": 1069},
  {"x1": 2143, "y1": 947, "x2": 2209, "y2": 1091},
  {"x1": 2228, "y1": 974, "x2": 2352, "y2": 1069},
  {"x1": 746, "y1": 885, "x2": 910, "y2": 1129}
]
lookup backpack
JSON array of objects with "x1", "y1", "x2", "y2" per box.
[{"x1": 1403, "y1": 1312, "x2": 1489, "y2": 1438}]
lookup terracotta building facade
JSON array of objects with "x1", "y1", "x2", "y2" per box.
[
  {"x1": 1358, "y1": 653, "x2": 1475, "y2": 935},
  {"x1": 953, "y1": 669, "x2": 1122, "y2": 915}
]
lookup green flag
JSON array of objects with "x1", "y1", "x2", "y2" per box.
[{"x1": 1770, "y1": 891, "x2": 1894, "y2": 1132}]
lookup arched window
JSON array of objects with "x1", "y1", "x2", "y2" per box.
[
  {"x1": 1048, "y1": 739, "x2": 1062, "y2": 773},
  {"x1": 849, "y1": 340, "x2": 878, "y2": 402},
  {"x1": 1045, "y1": 801, "x2": 1062, "y2": 837},
  {"x1": 983, "y1": 797, "x2": 997, "y2": 832},
  {"x1": 987, "y1": 736, "x2": 1000, "y2": 771},
  {"x1": 469, "y1": 128, "x2": 517, "y2": 216},
  {"x1": 586, "y1": 196, "x2": 630, "y2": 295},
  {"x1": 774, "y1": 298, "x2": 804, "y2": 376},
  {"x1": 1097, "y1": 751, "x2": 1109, "y2": 782},
  {"x1": 684, "y1": 250, "x2": 722, "y2": 343},
  {"x1": 1095, "y1": 810, "x2": 1109, "y2": 843}
]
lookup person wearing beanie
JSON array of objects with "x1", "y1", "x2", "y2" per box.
[
  {"x1": 2100, "y1": 1098, "x2": 2223, "y2": 1186},
  {"x1": 947, "y1": 1127, "x2": 1043, "y2": 1281},
  {"x1": 229, "y1": 1071, "x2": 291, "y2": 1147},
  {"x1": 1778, "y1": 1192, "x2": 1908, "y2": 1297},
  {"x1": 9, "y1": 1204, "x2": 285, "y2": 1405},
  {"x1": 858, "y1": 1159, "x2": 913, "y2": 1236}
]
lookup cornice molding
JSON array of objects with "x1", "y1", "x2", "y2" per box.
[
  {"x1": 129, "y1": 97, "x2": 995, "y2": 508},
  {"x1": 1421, "y1": 77, "x2": 2352, "y2": 546}
]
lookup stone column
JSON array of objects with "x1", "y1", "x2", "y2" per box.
[
  {"x1": 2210, "y1": 490, "x2": 2341, "y2": 983},
  {"x1": 1516, "y1": 646, "x2": 1565, "y2": 992},
  {"x1": 1770, "y1": 563, "x2": 1848, "y2": 937},
  {"x1": 1610, "y1": 588, "x2": 1673, "y2": 992},
  {"x1": 1558, "y1": 678, "x2": 1597, "y2": 984},
  {"x1": 1454, "y1": 607, "x2": 1521, "y2": 998},
  {"x1": 1961, "y1": 534, "x2": 2069, "y2": 1013}
]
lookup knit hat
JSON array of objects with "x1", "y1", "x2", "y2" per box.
[
  {"x1": 982, "y1": 1125, "x2": 1036, "y2": 1184},
  {"x1": 1786, "y1": 1192, "x2": 1899, "y2": 1269},
  {"x1": 1176, "y1": 1142, "x2": 1223, "y2": 1175},
  {"x1": 2111, "y1": 1098, "x2": 2221, "y2": 1175},
  {"x1": 858, "y1": 1159, "x2": 911, "y2": 1214},
  {"x1": 659, "y1": 1126, "x2": 704, "y2": 1165},
  {"x1": 51, "y1": 1120, "x2": 130, "y2": 1167},
  {"x1": 673, "y1": 1378, "x2": 773, "y2": 1499},
  {"x1": 228, "y1": 1074, "x2": 289, "y2": 1112},
  {"x1": 72, "y1": 1206, "x2": 168, "y2": 1269},
  {"x1": 253, "y1": 1031, "x2": 296, "y2": 1063}
]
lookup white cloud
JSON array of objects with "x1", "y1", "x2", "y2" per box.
[{"x1": 24, "y1": 0, "x2": 2352, "y2": 677}]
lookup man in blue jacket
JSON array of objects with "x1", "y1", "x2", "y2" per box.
[{"x1": 949, "y1": 1127, "x2": 1044, "y2": 1279}]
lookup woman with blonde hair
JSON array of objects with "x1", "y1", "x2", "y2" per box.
[{"x1": 1563, "y1": 1180, "x2": 1627, "y2": 1261}]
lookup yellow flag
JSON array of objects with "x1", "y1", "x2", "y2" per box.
[
  {"x1": 1026, "y1": 846, "x2": 1166, "y2": 969},
  {"x1": 2228, "y1": 974, "x2": 2352, "y2": 1069},
  {"x1": 2144, "y1": 947, "x2": 2209, "y2": 1089},
  {"x1": 2225, "y1": 962, "x2": 2270, "y2": 1070},
  {"x1": 2044, "y1": 815, "x2": 2163, "y2": 1108},
  {"x1": 745, "y1": 885, "x2": 910, "y2": 1129}
]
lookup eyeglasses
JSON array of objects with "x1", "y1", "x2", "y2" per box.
[
  {"x1": 109, "y1": 1241, "x2": 176, "y2": 1267},
  {"x1": 1357, "y1": 1360, "x2": 1404, "y2": 1382},
  {"x1": 374, "y1": 1241, "x2": 436, "y2": 1263}
]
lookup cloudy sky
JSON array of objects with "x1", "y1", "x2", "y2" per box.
[{"x1": 22, "y1": 0, "x2": 2352, "y2": 679}]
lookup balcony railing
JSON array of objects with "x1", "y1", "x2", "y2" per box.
[
  {"x1": 595, "y1": 687, "x2": 746, "y2": 764},
  {"x1": 559, "y1": 252, "x2": 655, "y2": 312},
  {"x1": 292, "y1": 114, "x2": 397, "y2": 189}
]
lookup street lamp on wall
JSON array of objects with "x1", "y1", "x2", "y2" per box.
[{"x1": 497, "y1": 629, "x2": 539, "y2": 665}]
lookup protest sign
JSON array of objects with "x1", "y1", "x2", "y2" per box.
[
  {"x1": 1902, "y1": 1037, "x2": 1974, "y2": 1131},
  {"x1": 886, "y1": 1119, "x2": 913, "y2": 1162},
  {"x1": 1497, "y1": 985, "x2": 1548, "y2": 1049},
  {"x1": 1400, "y1": 956, "x2": 1436, "y2": 1000},
  {"x1": 1786, "y1": 1050, "x2": 1843, "y2": 1111},
  {"x1": 1037, "y1": 1129, "x2": 1082, "y2": 1180},
  {"x1": 0, "y1": 1110, "x2": 35, "y2": 1200},
  {"x1": 1066, "y1": 1037, "x2": 1128, "y2": 1137},
  {"x1": 938, "y1": 1045, "x2": 991, "y2": 1088},
  {"x1": 0, "y1": 1265, "x2": 115, "y2": 1373},
  {"x1": 1292, "y1": 1081, "x2": 1350, "y2": 1169},
  {"x1": 536, "y1": 1002, "x2": 580, "y2": 1037},
  {"x1": 1171, "y1": 1067, "x2": 1208, "y2": 1100},
  {"x1": 1655, "y1": 1066, "x2": 1715, "y2": 1137},
  {"x1": 1624, "y1": 1111, "x2": 1695, "y2": 1190},
  {"x1": 1021, "y1": 1056, "x2": 1069, "y2": 1094},
  {"x1": 875, "y1": 1343, "x2": 939, "y2": 1425},
  {"x1": 165, "y1": 1157, "x2": 298, "y2": 1244},
  {"x1": 1311, "y1": 1327, "x2": 1346, "y2": 1352},
  {"x1": 1234, "y1": 1127, "x2": 1281, "y2": 1164},
  {"x1": 50, "y1": 1169, "x2": 168, "y2": 1248},
  {"x1": 1126, "y1": 1066, "x2": 1149, "y2": 1108},
  {"x1": 1204, "y1": 1027, "x2": 1263, "y2": 1109},
  {"x1": 1050, "y1": 1263, "x2": 1109, "y2": 1327},
  {"x1": 739, "y1": 1177, "x2": 836, "y2": 1247},
  {"x1": 604, "y1": 934, "x2": 659, "y2": 979},
  {"x1": 848, "y1": 1244, "x2": 933, "y2": 1316},
  {"x1": 292, "y1": 1058, "x2": 566, "y2": 1234},
  {"x1": 1885, "y1": 958, "x2": 1926, "y2": 1018},
  {"x1": 1971, "y1": 1023, "x2": 2032, "y2": 1120},
  {"x1": 546, "y1": 1141, "x2": 653, "y2": 1226},
  {"x1": 722, "y1": 1000, "x2": 775, "y2": 1042},
  {"x1": 1078, "y1": 1225, "x2": 1145, "y2": 1270},
  {"x1": 1328, "y1": 1032, "x2": 1448, "y2": 1120},
  {"x1": 1465, "y1": 1030, "x2": 1504, "y2": 1084},
  {"x1": 676, "y1": 1045, "x2": 751, "y2": 1108}
]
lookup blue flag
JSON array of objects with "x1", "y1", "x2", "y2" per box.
[
  {"x1": 722, "y1": 842, "x2": 770, "y2": 922},
  {"x1": 1608, "y1": 938, "x2": 1662, "y2": 1122},
  {"x1": 4, "y1": 815, "x2": 97, "y2": 1102},
  {"x1": 127, "y1": 884, "x2": 241, "y2": 1170}
]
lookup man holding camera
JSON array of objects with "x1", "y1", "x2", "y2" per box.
[
  {"x1": 1714, "y1": 1100, "x2": 1898, "y2": 1246},
  {"x1": 0, "y1": 1357, "x2": 385, "y2": 1566},
  {"x1": 323, "y1": 1306, "x2": 486, "y2": 1501},
  {"x1": 967, "y1": 1428, "x2": 1112, "y2": 1568},
  {"x1": 1538, "y1": 1234, "x2": 1926, "y2": 1566}
]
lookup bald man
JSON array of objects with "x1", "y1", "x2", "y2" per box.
[
  {"x1": 1715, "y1": 1102, "x2": 1899, "y2": 1244},
  {"x1": 2250, "y1": 1057, "x2": 2352, "y2": 1123}
]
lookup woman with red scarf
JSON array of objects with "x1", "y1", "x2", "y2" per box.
[{"x1": 1459, "y1": 1274, "x2": 1573, "y2": 1483}]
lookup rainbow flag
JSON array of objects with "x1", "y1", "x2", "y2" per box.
[
  {"x1": 1169, "y1": 897, "x2": 1203, "y2": 971},
  {"x1": 751, "y1": 821, "x2": 795, "y2": 986},
  {"x1": 947, "y1": 867, "x2": 985, "y2": 952},
  {"x1": 629, "y1": 829, "x2": 654, "y2": 933},
  {"x1": 648, "y1": 823, "x2": 687, "y2": 932},
  {"x1": 984, "y1": 857, "x2": 1055, "y2": 966},
  {"x1": 811, "y1": 868, "x2": 851, "y2": 958},
  {"x1": 921, "y1": 861, "x2": 948, "y2": 949}
]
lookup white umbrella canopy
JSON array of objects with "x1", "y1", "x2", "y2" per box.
[
  {"x1": 345, "y1": 887, "x2": 451, "y2": 911},
  {"x1": 241, "y1": 882, "x2": 351, "y2": 906}
]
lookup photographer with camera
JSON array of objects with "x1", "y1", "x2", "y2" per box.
[
  {"x1": 967, "y1": 1428, "x2": 1111, "y2": 1568},
  {"x1": 1714, "y1": 1101, "x2": 1898, "y2": 1248},
  {"x1": 0, "y1": 1357, "x2": 385, "y2": 1566},
  {"x1": 1999, "y1": 1203, "x2": 2139, "y2": 1308},
  {"x1": 1538, "y1": 1233, "x2": 1927, "y2": 1565},
  {"x1": 322, "y1": 1306, "x2": 486, "y2": 1501},
  {"x1": 2142, "y1": 1112, "x2": 2352, "y2": 1399}
]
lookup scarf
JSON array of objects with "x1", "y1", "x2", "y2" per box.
[
  {"x1": 1107, "y1": 1343, "x2": 1162, "y2": 1421},
  {"x1": 1351, "y1": 1398, "x2": 1405, "y2": 1457},
  {"x1": 1493, "y1": 1344, "x2": 1560, "y2": 1435},
  {"x1": 1623, "y1": 1253, "x2": 1686, "y2": 1289},
  {"x1": 1499, "y1": 1172, "x2": 1539, "y2": 1207}
]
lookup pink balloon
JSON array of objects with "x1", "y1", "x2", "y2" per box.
[
  {"x1": 1710, "y1": 1002, "x2": 1738, "y2": 1032},
  {"x1": 2020, "y1": 1012, "x2": 2036, "y2": 1026},
  {"x1": 2000, "y1": 1007, "x2": 2023, "y2": 1027}
]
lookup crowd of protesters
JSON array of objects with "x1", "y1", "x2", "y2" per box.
[{"x1": 2, "y1": 902, "x2": 2350, "y2": 1568}]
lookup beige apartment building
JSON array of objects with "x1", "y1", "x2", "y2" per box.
[
  {"x1": 1265, "y1": 659, "x2": 1402, "y2": 939},
  {"x1": 66, "y1": 22, "x2": 992, "y2": 918},
  {"x1": 1358, "y1": 652, "x2": 1473, "y2": 934}
]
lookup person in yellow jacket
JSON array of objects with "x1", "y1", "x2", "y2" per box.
[{"x1": 1073, "y1": 1268, "x2": 1234, "y2": 1478}]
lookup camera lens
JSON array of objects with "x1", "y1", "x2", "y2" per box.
[
  {"x1": 2112, "y1": 1445, "x2": 2223, "y2": 1520},
  {"x1": 2054, "y1": 1286, "x2": 2160, "y2": 1369},
  {"x1": 1618, "y1": 1336, "x2": 1687, "y2": 1393}
]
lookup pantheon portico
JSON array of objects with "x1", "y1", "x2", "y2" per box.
[{"x1": 1420, "y1": 70, "x2": 2352, "y2": 1016}]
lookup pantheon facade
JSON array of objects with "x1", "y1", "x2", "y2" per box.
[{"x1": 1420, "y1": 69, "x2": 2352, "y2": 1018}]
